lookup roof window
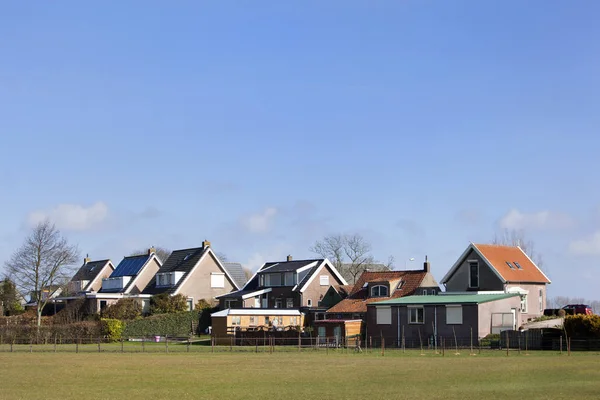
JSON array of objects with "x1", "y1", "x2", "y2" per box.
[
  {"x1": 514, "y1": 261, "x2": 523, "y2": 269},
  {"x1": 506, "y1": 261, "x2": 515, "y2": 270}
]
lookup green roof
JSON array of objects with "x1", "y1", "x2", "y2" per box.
[{"x1": 369, "y1": 293, "x2": 519, "y2": 306}]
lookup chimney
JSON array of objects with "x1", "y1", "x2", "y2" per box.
[
  {"x1": 148, "y1": 246, "x2": 156, "y2": 255},
  {"x1": 84, "y1": 254, "x2": 91, "y2": 264},
  {"x1": 423, "y1": 255, "x2": 431, "y2": 273},
  {"x1": 287, "y1": 255, "x2": 293, "y2": 262},
  {"x1": 202, "y1": 239, "x2": 211, "y2": 249}
]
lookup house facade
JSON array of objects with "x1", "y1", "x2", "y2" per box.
[
  {"x1": 441, "y1": 243, "x2": 551, "y2": 325},
  {"x1": 141, "y1": 240, "x2": 243, "y2": 310},
  {"x1": 85, "y1": 247, "x2": 162, "y2": 314},
  {"x1": 326, "y1": 257, "x2": 440, "y2": 321},
  {"x1": 366, "y1": 293, "x2": 522, "y2": 346},
  {"x1": 215, "y1": 256, "x2": 348, "y2": 331},
  {"x1": 66, "y1": 257, "x2": 115, "y2": 295}
]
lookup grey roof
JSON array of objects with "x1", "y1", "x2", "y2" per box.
[
  {"x1": 259, "y1": 259, "x2": 324, "y2": 274},
  {"x1": 222, "y1": 262, "x2": 246, "y2": 289},
  {"x1": 141, "y1": 247, "x2": 207, "y2": 295},
  {"x1": 71, "y1": 260, "x2": 111, "y2": 283}
]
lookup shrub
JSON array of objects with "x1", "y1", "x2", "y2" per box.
[
  {"x1": 53, "y1": 298, "x2": 89, "y2": 324},
  {"x1": 100, "y1": 318, "x2": 123, "y2": 342},
  {"x1": 150, "y1": 293, "x2": 188, "y2": 314},
  {"x1": 102, "y1": 298, "x2": 142, "y2": 320},
  {"x1": 194, "y1": 298, "x2": 212, "y2": 312},
  {"x1": 563, "y1": 314, "x2": 600, "y2": 337},
  {"x1": 122, "y1": 311, "x2": 199, "y2": 337},
  {"x1": 0, "y1": 321, "x2": 101, "y2": 343}
]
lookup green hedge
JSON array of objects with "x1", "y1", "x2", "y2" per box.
[
  {"x1": 564, "y1": 314, "x2": 600, "y2": 337},
  {"x1": 0, "y1": 321, "x2": 101, "y2": 343},
  {"x1": 122, "y1": 311, "x2": 200, "y2": 337},
  {"x1": 100, "y1": 318, "x2": 123, "y2": 342}
]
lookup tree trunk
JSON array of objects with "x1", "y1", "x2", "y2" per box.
[{"x1": 37, "y1": 306, "x2": 42, "y2": 327}]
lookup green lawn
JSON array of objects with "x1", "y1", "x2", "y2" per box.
[{"x1": 1, "y1": 351, "x2": 599, "y2": 399}]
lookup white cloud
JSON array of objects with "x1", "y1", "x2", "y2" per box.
[
  {"x1": 28, "y1": 201, "x2": 109, "y2": 231},
  {"x1": 239, "y1": 207, "x2": 278, "y2": 233},
  {"x1": 569, "y1": 232, "x2": 600, "y2": 256},
  {"x1": 499, "y1": 209, "x2": 575, "y2": 231}
]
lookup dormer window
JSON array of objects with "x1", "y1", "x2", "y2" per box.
[
  {"x1": 397, "y1": 280, "x2": 404, "y2": 290},
  {"x1": 371, "y1": 285, "x2": 388, "y2": 297}
]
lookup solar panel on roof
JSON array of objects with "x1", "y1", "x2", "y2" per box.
[{"x1": 111, "y1": 256, "x2": 149, "y2": 277}]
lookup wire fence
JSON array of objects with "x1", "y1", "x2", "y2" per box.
[{"x1": 0, "y1": 334, "x2": 598, "y2": 355}]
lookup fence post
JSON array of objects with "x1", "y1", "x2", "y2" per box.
[
  {"x1": 505, "y1": 331, "x2": 509, "y2": 356},
  {"x1": 98, "y1": 337, "x2": 101, "y2": 353},
  {"x1": 187, "y1": 338, "x2": 190, "y2": 353},
  {"x1": 568, "y1": 337, "x2": 571, "y2": 356},
  {"x1": 76, "y1": 337, "x2": 79, "y2": 354},
  {"x1": 525, "y1": 331, "x2": 528, "y2": 355},
  {"x1": 560, "y1": 336, "x2": 563, "y2": 355},
  {"x1": 211, "y1": 336, "x2": 214, "y2": 353},
  {"x1": 29, "y1": 338, "x2": 32, "y2": 353},
  {"x1": 230, "y1": 336, "x2": 233, "y2": 352},
  {"x1": 165, "y1": 335, "x2": 169, "y2": 353},
  {"x1": 381, "y1": 337, "x2": 385, "y2": 356},
  {"x1": 256, "y1": 337, "x2": 258, "y2": 353},
  {"x1": 298, "y1": 331, "x2": 301, "y2": 352},
  {"x1": 11, "y1": 340, "x2": 13, "y2": 353},
  {"x1": 326, "y1": 337, "x2": 328, "y2": 354},
  {"x1": 518, "y1": 333, "x2": 521, "y2": 355},
  {"x1": 142, "y1": 337, "x2": 145, "y2": 353},
  {"x1": 369, "y1": 336, "x2": 372, "y2": 354},
  {"x1": 121, "y1": 338, "x2": 124, "y2": 353},
  {"x1": 442, "y1": 337, "x2": 445, "y2": 356}
]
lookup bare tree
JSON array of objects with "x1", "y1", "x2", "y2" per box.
[
  {"x1": 215, "y1": 252, "x2": 228, "y2": 263},
  {"x1": 492, "y1": 228, "x2": 544, "y2": 269},
  {"x1": 242, "y1": 267, "x2": 253, "y2": 281},
  {"x1": 5, "y1": 220, "x2": 79, "y2": 326},
  {"x1": 130, "y1": 246, "x2": 171, "y2": 264},
  {"x1": 310, "y1": 233, "x2": 391, "y2": 284}
]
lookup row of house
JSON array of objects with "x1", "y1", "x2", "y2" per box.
[{"x1": 40, "y1": 240, "x2": 551, "y2": 344}]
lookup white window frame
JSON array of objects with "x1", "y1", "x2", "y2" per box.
[
  {"x1": 290, "y1": 316, "x2": 298, "y2": 326},
  {"x1": 274, "y1": 298, "x2": 282, "y2": 309},
  {"x1": 446, "y1": 305, "x2": 463, "y2": 324},
  {"x1": 187, "y1": 298, "x2": 194, "y2": 311},
  {"x1": 307, "y1": 299, "x2": 312, "y2": 307},
  {"x1": 422, "y1": 289, "x2": 427, "y2": 295},
  {"x1": 231, "y1": 316, "x2": 241, "y2": 326},
  {"x1": 286, "y1": 298, "x2": 294, "y2": 308},
  {"x1": 249, "y1": 316, "x2": 256, "y2": 326},
  {"x1": 371, "y1": 285, "x2": 388, "y2": 297},
  {"x1": 468, "y1": 260, "x2": 479, "y2": 288},
  {"x1": 376, "y1": 306, "x2": 392, "y2": 325},
  {"x1": 408, "y1": 306, "x2": 424, "y2": 324},
  {"x1": 225, "y1": 299, "x2": 235, "y2": 309},
  {"x1": 210, "y1": 272, "x2": 225, "y2": 289},
  {"x1": 319, "y1": 275, "x2": 329, "y2": 286}
]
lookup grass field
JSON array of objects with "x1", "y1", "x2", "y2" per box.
[{"x1": 1, "y1": 350, "x2": 600, "y2": 400}]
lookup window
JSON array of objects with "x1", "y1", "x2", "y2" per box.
[
  {"x1": 261, "y1": 295, "x2": 268, "y2": 308},
  {"x1": 260, "y1": 275, "x2": 265, "y2": 286},
  {"x1": 274, "y1": 299, "x2": 282, "y2": 309},
  {"x1": 254, "y1": 297, "x2": 260, "y2": 308},
  {"x1": 249, "y1": 316, "x2": 256, "y2": 326},
  {"x1": 290, "y1": 316, "x2": 298, "y2": 326},
  {"x1": 469, "y1": 261, "x2": 479, "y2": 288},
  {"x1": 446, "y1": 306, "x2": 463, "y2": 324},
  {"x1": 506, "y1": 261, "x2": 515, "y2": 269},
  {"x1": 225, "y1": 300, "x2": 235, "y2": 309},
  {"x1": 307, "y1": 299, "x2": 313, "y2": 307},
  {"x1": 269, "y1": 274, "x2": 282, "y2": 286},
  {"x1": 397, "y1": 280, "x2": 404, "y2": 290},
  {"x1": 286, "y1": 298, "x2": 294, "y2": 308},
  {"x1": 263, "y1": 274, "x2": 270, "y2": 286},
  {"x1": 231, "y1": 316, "x2": 241, "y2": 326},
  {"x1": 539, "y1": 289, "x2": 543, "y2": 312},
  {"x1": 422, "y1": 289, "x2": 427, "y2": 295},
  {"x1": 187, "y1": 299, "x2": 193, "y2": 311},
  {"x1": 284, "y1": 272, "x2": 295, "y2": 286},
  {"x1": 409, "y1": 307, "x2": 424, "y2": 324},
  {"x1": 264, "y1": 316, "x2": 270, "y2": 325},
  {"x1": 100, "y1": 300, "x2": 107, "y2": 311},
  {"x1": 371, "y1": 285, "x2": 388, "y2": 297},
  {"x1": 520, "y1": 294, "x2": 528, "y2": 313},
  {"x1": 430, "y1": 289, "x2": 436, "y2": 295},
  {"x1": 319, "y1": 275, "x2": 329, "y2": 286},
  {"x1": 210, "y1": 273, "x2": 225, "y2": 288},
  {"x1": 514, "y1": 261, "x2": 523, "y2": 270},
  {"x1": 376, "y1": 307, "x2": 392, "y2": 324},
  {"x1": 317, "y1": 326, "x2": 326, "y2": 337},
  {"x1": 273, "y1": 316, "x2": 283, "y2": 327}
]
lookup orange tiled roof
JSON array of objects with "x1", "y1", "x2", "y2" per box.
[
  {"x1": 473, "y1": 244, "x2": 550, "y2": 283},
  {"x1": 326, "y1": 270, "x2": 427, "y2": 314}
]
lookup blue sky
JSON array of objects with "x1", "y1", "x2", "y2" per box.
[{"x1": 1, "y1": 1, "x2": 599, "y2": 298}]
